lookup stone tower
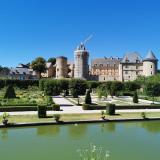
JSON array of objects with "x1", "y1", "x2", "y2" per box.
[
  {"x1": 143, "y1": 50, "x2": 158, "y2": 76},
  {"x1": 74, "y1": 43, "x2": 89, "y2": 79},
  {"x1": 56, "y1": 56, "x2": 68, "y2": 79}
]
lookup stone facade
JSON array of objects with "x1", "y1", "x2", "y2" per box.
[
  {"x1": 91, "y1": 57, "x2": 122, "y2": 81},
  {"x1": 74, "y1": 43, "x2": 89, "y2": 79},
  {"x1": 56, "y1": 56, "x2": 68, "y2": 79}
]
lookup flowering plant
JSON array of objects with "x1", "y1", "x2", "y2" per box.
[{"x1": 77, "y1": 143, "x2": 110, "y2": 160}]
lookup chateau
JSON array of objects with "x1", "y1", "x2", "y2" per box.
[
  {"x1": 7, "y1": 43, "x2": 158, "y2": 81},
  {"x1": 54, "y1": 43, "x2": 158, "y2": 82}
]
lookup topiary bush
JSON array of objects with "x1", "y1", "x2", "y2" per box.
[
  {"x1": 4, "y1": 85, "x2": 16, "y2": 99},
  {"x1": 106, "y1": 103, "x2": 116, "y2": 115},
  {"x1": 52, "y1": 104, "x2": 60, "y2": 111},
  {"x1": 133, "y1": 91, "x2": 139, "y2": 103},
  {"x1": 84, "y1": 90, "x2": 92, "y2": 104},
  {"x1": 37, "y1": 105, "x2": 47, "y2": 118}
]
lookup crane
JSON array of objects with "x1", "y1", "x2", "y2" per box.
[{"x1": 82, "y1": 34, "x2": 93, "y2": 45}]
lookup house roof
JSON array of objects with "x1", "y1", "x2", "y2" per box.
[
  {"x1": 143, "y1": 50, "x2": 158, "y2": 61},
  {"x1": 121, "y1": 52, "x2": 142, "y2": 63},
  {"x1": 10, "y1": 67, "x2": 33, "y2": 75}
]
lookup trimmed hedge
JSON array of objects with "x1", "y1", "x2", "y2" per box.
[
  {"x1": 0, "y1": 79, "x2": 39, "y2": 89},
  {"x1": 82, "y1": 104, "x2": 106, "y2": 110},
  {"x1": 0, "y1": 106, "x2": 53, "y2": 112},
  {"x1": 82, "y1": 103, "x2": 160, "y2": 110},
  {"x1": 106, "y1": 103, "x2": 115, "y2": 115},
  {"x1": 38, "y1": 105, "x2": 47, "y2": 118},
  {"x1": 52, "y1": 104, "x2": 60, "y2": 111}
]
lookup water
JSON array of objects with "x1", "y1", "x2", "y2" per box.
[{"x1": 0, "y1": 121, "x2": 160, "y2": 160}]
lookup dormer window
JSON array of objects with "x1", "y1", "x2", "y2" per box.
[
  {"x1": 136, "y1": 59, "x2": 140, "y2": 63},
  {"x1": 125, "y1": 59, "x2": 129, "y2": 63}
]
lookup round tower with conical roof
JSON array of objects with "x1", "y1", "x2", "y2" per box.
[
  {"x1": 74, "y1": 43, "x2": 89, "y2": 79},
  {"x1": 143, "y1": 50, "x2": 158, "y2": 76}
]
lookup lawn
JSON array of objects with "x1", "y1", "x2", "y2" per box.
[
  {"x1": 1, "y1": 112, "x2": 160, "y2": 124},
  {"x1": 0, "y1": 87, "x2": 50, "y2": 106}
]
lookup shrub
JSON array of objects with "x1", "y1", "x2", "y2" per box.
[
  {"x1": 133, "y1": 91, "x2": 139, "y2": 103},
  {"x1": 53, "y1": 114, "x2": 61, "y2": 122},
  {"x1": 106, "y1": 103, "x2": 115, "y2": 115},
  {"x1": 52, "y1": 104, "x2": 60, "y2": 111},
  {"x1": 84, "y1": 90, "x2": 92, "y2": 104},
  {"x1": 37, "y1": 105, "x2": 47, "y2": 118},
  {"x1": 141, "y1": 112, "x2": 146, "y2": 119},
  {"x1": 69, "y1": 79, "x2": 87, "y2": 98},
  {"x1": 82, "y1": 104, "x2": 90, "y2": 110},
  {"x1": 4, "y1": 85, "x2": 16, "y2": 99},
  {"x1": 47, "y1": 96, "x2": 54, "y2": 105}
]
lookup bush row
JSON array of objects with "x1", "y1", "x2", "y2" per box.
[
  {"x1": 0, "y1": 104, "x2": 60, "y2": 112},
  {"x1": 0, "y1": 79, "x2": 39, "y2": 89},
  {"x1": 82, "y1": 104, "x2": 160, "y2": 110}
]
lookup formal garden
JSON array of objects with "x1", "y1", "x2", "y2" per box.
[{"x1": 1, "y1": 74, "x2": 160, "y2": 125}]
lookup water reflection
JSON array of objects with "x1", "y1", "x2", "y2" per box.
[
  {"x1": 100, "y1": 123, "x2": 116, "y2": 133},
  {"x1": 68, "y1": 124, "x2": 88, "y2": 138},
  {"x1": 37, "y1": 125, "x2": 60, "y2": 137},
  {"x1": 140, "y1": 121, "x2": 160, "y2": 133},
  {"x1": 0, "y1": 128, "x2": 8, "y2": 140}
]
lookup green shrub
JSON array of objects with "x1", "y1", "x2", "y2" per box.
[
  {"x1": 52, "y1": 104, "x2": 60, "y2": 111},
  {"x1": 82, "y1": 104, "x2": 90, "y2": 110},
  {"x1": 37, "y1": 105, "x2": 47, "y2": 118},
  {"x1": 84, "y1": 90, "x2": 92, "y2": 104},
  {"x1": 69, "y1": 79, "x2": 87, "y2": 98},
  {"x1": 53, "y1": 114, "x2": 61, "y2": 122},
  {"x1": 133, "y1": 91, "x2": 139, "y2": 103},
  {"x1": 106, "y1": 103, "x2": 116, "y2": 115},
  {"x1": 4, "y1": 85, "x2": 16, "y2": 99}
]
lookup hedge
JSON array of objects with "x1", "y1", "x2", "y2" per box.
[
  {"x1": 37, "y1": 105, "x2": 47, "y2": 118},
  {"x1": 0, "y1": 79, "x2": 39, "y2": 89},
  {"x1": 0, "y1": 106, "x2": 54, "y2": 112},
  {"x1": 82, "y1": 104, "x2": 160, "y2": 110}
]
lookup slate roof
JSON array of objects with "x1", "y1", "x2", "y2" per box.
[
  {"x1": 143, "y1": 50, "x2": 158, "y2": 61},
  {"x1": 10, "y1": 67, "x2": 33, "y2": 75},
  {"x1": 121, "y1": 52, "x2": 142, "y2": 63},
  {"x1": 91, "y1": 57, "x2": 122, "y2": 67}
]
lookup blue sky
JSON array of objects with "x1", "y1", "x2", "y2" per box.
[{"x1": 0, "y1": 0, "x2": 160, "y2": 67}]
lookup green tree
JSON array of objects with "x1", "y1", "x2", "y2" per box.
[
  {"x1": 31, "y1": 57, "x2": 46, "y2": 79},
  {"x1": 4, "y1": 85, "x2": 16, "y2": 99},
  {"x1": 133, "y1": 91, "x2": 138, "y2": 103},
  {"x1": 69, "y1": 79, "x2": 87, "y2": 98},
  {"x1": 48, "y1": 57, "x2": 56, "y2": 65},
  {"x1": 85, "y1": 90, "x2": 92, "y2": 104}
]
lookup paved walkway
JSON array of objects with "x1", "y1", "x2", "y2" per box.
[{"x1": 0, "y1": 96, "x2": 160, "y2": 116}]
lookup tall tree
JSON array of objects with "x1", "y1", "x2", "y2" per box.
[
  {"x1": 31, "y1": 57, "x2": 46, "y2": 79},
  {"x1": 48, "y1": 57, "x2": 56, "y2": 65}
]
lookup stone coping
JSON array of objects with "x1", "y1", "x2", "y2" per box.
[{"x1": 0, "y1": 118, "x2": 160, "y2": 129}]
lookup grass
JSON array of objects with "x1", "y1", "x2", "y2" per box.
[
  {"x1": 0, "y1": 87, "x2": 50, "y2": 106},
  {"x1": 1, "y1": 112, "x2": 160, "y2": 124}
]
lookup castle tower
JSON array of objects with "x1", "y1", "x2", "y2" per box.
[
  {"x1": 56, "y1": 56, "x2": 68, "y2": 79},
  {"x1": 74, "y1": 43, "x2": 89, "y2": 79},
  {"x1": 143, "y1": 50, "x2": 158, "y2": 76}
]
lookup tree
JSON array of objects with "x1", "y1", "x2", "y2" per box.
[
  {"x1": 31, "y1": 57, "x2": 46, "y2": 79},
  {"x1": 85, "y1": 90, "x2": 92, "y2": 104},
  {"x1": 48, "y1": 57, "x2": 56, "y2": 65},
  {"x1": 133, "y1": 91, "x2": 138, "y2": 103},
  {"x1": 69, "y1": 79, "x2": 87, "y2": 98},
  {"x1": 4, "y1": 85, "x2": 16, "y2": 99}
]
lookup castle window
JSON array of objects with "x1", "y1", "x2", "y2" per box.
[
  {"x1": 125, "y1": 65, "x2": 128, "y2": 68},
  {"x1": 104, "y1": 77, "x2": 105, "y2": 81},
  {"x1": 125, "y1": 71, "x2": 128, "y2": 74},
  {"x1": 136, "y1": 66, "x2": 138, "y2": 69},
  {"x1": 136, "y1": 60, "x2": 140, "y2": 63},
  {"x1": 136, "y1": 71, "x2": 138, "y2": 75},
  {"x1": 151, "y1": 71, "x2": 152, "y2": 75},
  {"x1": 151, "y1": 65, "x2": 152, "y2": 68}
]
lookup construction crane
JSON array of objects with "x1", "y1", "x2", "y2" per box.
[{"x1": 82, "y1": 34, "x2": 93, "y2": 45}]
